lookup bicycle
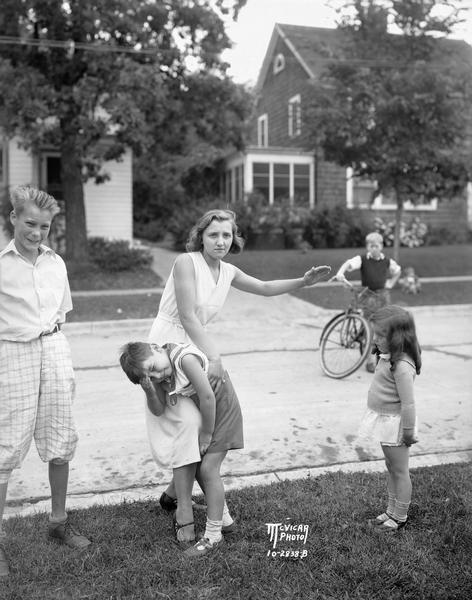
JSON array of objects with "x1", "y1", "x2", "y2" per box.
[{"x1": 319, "y1": 286, "x2": 374, "y2": 379}]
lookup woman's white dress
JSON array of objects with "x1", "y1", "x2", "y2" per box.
[{"x1": 146, "y1": 251, "x2": 236, "y2": 468}]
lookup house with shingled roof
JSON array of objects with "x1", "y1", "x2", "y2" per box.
[{"x1": 224, "y1": 24, "x2": 472, "y2": 236}]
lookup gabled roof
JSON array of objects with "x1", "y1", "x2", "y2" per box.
[
  {"x1": 255, "y1": 24, "x2": 343, "y2": 92},
  {"x1": 255, "y1": 23, "x2": 472, "y2": 93}
]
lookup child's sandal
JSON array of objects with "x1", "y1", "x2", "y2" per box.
[
  {"x1": 377, "y1": 517, "x2": 406, "y2": 533},
  {"x1": 373, "y1": 512, "x2": 392, "y2": 525},
  {"x1": 173, "y1": 515, "x2": 195, "y2": 544}
]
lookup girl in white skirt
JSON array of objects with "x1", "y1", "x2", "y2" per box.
[{"x1": 358, "y1": 305, "x2": 421, "y2": 532}]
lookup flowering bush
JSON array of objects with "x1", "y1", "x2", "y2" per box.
[{"x1": 374, "y1": 217, "x2": 428, "y2": 248}]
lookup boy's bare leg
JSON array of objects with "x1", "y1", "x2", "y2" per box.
[
  {"x1": 48, "y1": 462, "x2": 91, "y2": 548},
  {"x1": 49, "y1": 462, "x2": 68, "y2": 521}
]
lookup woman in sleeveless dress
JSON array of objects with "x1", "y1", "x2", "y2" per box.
[{"x1": 147, "y1": 209, "x2": 331, "y2": 548}]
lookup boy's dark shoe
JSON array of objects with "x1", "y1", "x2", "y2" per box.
[
  {"x1": 0, "y1": 546, "x2": 9, "y2": 578},
  {"x1": 221, "y1": 521, "x2": 238, "y2": 535},
  {"x1": 48, "y1": 520, "x2": 91, "y2": 549},
  {"x1": 159, "y1": 492, "x2": 207, "y2": 513},
  {"x1": 159, "y1": 492, "x2": 178, "y2": 513}
]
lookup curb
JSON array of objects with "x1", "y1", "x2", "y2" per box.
[{"x1": 5, "y1": 450, "x2": 471, "y2": 520}]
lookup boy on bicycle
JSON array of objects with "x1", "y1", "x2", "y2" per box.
[{"x1": 331, "y1": 232, "x2": 401, "y2": 372}]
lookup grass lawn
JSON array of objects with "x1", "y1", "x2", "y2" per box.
[
  {"x1": 1, "y1": 463, "x2": 470, "y2": 599},
  {"x1": 225, "y1": 244, "x2": 472, "y2": 279},
  {"x1": 66, "y1": 245, "x2": 472, "y2": 322},
  {"x1": 67, "y1": 262, "x2": 162, "y2": 291}
]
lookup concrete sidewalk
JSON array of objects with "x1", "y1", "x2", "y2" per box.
[{"x1": 4, "y1": 246, "x2": 472, "y2": 519}]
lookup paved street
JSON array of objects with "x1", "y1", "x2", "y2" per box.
[{"x1": 5, "y1": 287, "x2": 472, "y2": 517}]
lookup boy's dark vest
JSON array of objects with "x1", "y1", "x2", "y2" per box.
[{"x1": 360, "y1": 254, "x2": 391, "y2": 291}]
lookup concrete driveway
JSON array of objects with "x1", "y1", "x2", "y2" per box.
[{"x1": 5, "y1": 287, "x2": 472, "y2": 517}]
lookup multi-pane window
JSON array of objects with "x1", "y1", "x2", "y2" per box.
[
  {"x1": 352, "y1": 177, "x2": 376, "y2": 208},
  {"x1": 273, "y1": 163, "x2": 290, "y2": 202},
  {"x1": 252, "y1": 162, "x2": 270, "y2": 201},
  {"x1": 235, "y1": 165, "x2": 244, "y2": 202},
  {"x1": 257, "y1": 114, "x2": 268, "y2": 147},
  {"x1": 294, "y1": 164, "x2": 310, "y2": 205},
  {"x1": 224, "y1": 165, "x2": 245, "y2": 203},
  {"x1": 288, "y1": 95, "x2": 301, "y2": 137},
  {"x1": 251, "y1": 161, "x2": 312, "y2": 205}
]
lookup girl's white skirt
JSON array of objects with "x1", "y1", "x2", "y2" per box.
[{"x1": 358, "y1": 409, "x2": 417, "y2": 446}]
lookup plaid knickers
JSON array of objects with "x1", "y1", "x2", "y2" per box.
[{"x1": 0, "y1": 332, "x2": 78, "y2": 478}]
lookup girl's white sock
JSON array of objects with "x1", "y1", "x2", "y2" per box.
[
  {"x1": 222, "y1": 501, "x2": 234, "y2": 527},
  {"x1": 393, "y1": 500, "x2": 410, "y2": 523},
  {"x1": 204, "y1": 518, "x2": 223, "y2": 545}
]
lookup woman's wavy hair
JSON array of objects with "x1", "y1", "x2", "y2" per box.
[
  {"x1": 371, "y1": 305, "x2": 422, "y2": 374},
  {"x1": 185, "y1": 209, "x2": 244, "y2": 254}
]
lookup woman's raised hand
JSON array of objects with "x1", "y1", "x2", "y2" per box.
[{"x1": 303, "y1": 265, "x2": 331, "y2": 286}]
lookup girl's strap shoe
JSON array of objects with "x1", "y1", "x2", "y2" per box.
[
  {"x1": 172, "y1": 514, "x2": 195, "y2": 545},
  {"x1": 183, "y1": 536, "x2": 223, "y2": 558},
  {"x1": 371, "y1": 512, "x2": 392, "y2": 525},
  {"x1": 377, "y1": 517, "x2": 407, "y2": 532}
]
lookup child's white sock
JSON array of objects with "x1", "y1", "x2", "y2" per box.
[
  {"x1": 222, "y1": 501, "x2": 234, "y2": 527},
  {"x1": 393, "y1": 500, "x2": 410, "y2": 523},
  {"x1": 387, "y1": 492, "x2": 396, "y2": 517},
  {"x1": 204, "y1": 518, "x2": 223, "y2": 545}
]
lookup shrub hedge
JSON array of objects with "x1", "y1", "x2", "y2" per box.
[{"x1": 88, "y1": 237, "x2": 153, "y2": 272}]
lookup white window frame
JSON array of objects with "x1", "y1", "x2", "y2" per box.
[
  {"x1": 273, "y1": 53, "x2": 285, "y2": 75},
  {"x1": 288, "y1": 94, "x2": 301, "y2": 138},
  {"x1": 257, "y1": 114, "x2": 268, "y2": 148},
  {"x1": 346, "y1": 168, "x2": 438, "y2": 211}
]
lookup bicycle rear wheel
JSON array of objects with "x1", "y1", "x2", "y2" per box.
[{"x1": 319, "y1": 313, "x2": 372, "y2": 379}]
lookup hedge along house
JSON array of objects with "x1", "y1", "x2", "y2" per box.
[
  {"x1": 224, "y1": 24, "x2": 472, "y2": 237},
  {"x1": 0, "y1": 131, "x2": 133, "y2": 249}
]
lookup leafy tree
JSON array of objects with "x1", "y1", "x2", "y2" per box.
[
  {"x1": 0, "y1": 0, "x2": 248, "y2": 261},
  {"x1": 132, "y1": 68, "x2": 252, "y2": 239},
  {"x1": 306, "y1": 0, "x2": 472, "y2": 259}
]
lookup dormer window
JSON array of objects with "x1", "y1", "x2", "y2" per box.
[{"x1": 273, "y1": 53, "x2": 285, "y2": 75}]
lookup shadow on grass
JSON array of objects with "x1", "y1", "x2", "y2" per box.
[{"x1": 2, "y1": 464, "x2": 471, "y2": 599}]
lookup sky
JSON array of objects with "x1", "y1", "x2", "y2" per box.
[{"x1": 222, "y1": 0, "x2": 472, "y2": 85}]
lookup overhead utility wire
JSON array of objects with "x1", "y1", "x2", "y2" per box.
[
  {"x1": 0, "y1": 35, "x2": 470, "y2": 69},
  {"x1": 0, "y1": 35, "x2": 165, "y2": 56}
]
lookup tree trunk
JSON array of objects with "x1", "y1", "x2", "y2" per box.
[
  {"x1": 393, "y1": 193, "x2": 403, "y2": 263},
  {"x1": 61, "y1": 137, "x2": 88, "y2": 262}
]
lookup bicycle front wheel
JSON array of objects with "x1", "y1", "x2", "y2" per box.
[{"x1": 319, "y1": 313, "x2": 372, "y2": 379}]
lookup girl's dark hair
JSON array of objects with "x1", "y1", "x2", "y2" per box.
[
  {"x1": 371, "y1": 305, "x2": 422, "y2": 374},
  {"x1": 185, "y1": 209, "x2": 244, "y2": 254},
  {"x1": 119, "y1": 341, "x2": 154, "y2": 384}
]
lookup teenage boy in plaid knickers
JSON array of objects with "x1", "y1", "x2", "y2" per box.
[{"x1": 0, "y1": 185, "x2": 90, "y2": 579}]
